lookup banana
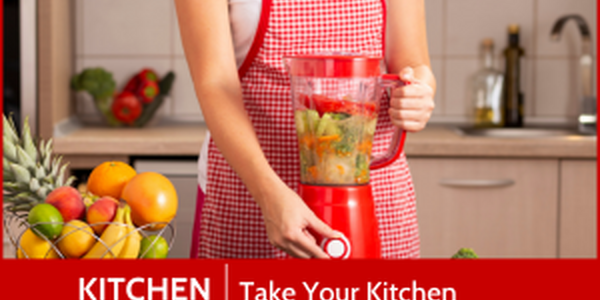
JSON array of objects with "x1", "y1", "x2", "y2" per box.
[
  {"x1": 83, "y1": 204, "x2": 127, "y2": 259},
  {"x1": 117, "y1": 205, "x2": 142, "y2": 259}
]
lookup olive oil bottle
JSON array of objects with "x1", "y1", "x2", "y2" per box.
[
  {"x1": 472, "y1": 39, "x2": 504, "y2": 127},
  {"x1": 502, "y1": 24, "x2": 525, "y2": 127}
]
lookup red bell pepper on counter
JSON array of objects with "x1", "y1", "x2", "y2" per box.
[
  {"x1": 138, "y1": 68, "x2": 159, "y2": 82},
  {"x1": 123, "y1": 69, "x2": 160, "y2": 103},
  {"x1": 111, "y1": 91, "x2": 143, "y2": 124},
  {"x1": 136, "y1": 79, "x2": 160, "y2": 104}
]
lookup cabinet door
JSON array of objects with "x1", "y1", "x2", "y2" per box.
[
  {"x1": 559, "y1": 159, "x2": 597, "y2": 258},
  {"x1": 408, "y1": 158, "x2": 559, "y2": 258}
]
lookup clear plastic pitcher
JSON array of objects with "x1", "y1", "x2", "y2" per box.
[{"x1": 284, "y1": 54, "x2": 407, "y2": 185}]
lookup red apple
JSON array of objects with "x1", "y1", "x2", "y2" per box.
[
  {"x1": 45, "y1": 186, "x2": 85, "y2": 222},
  {"x1": 86, "y1": 196, "x2": 119, "y2": 235}
]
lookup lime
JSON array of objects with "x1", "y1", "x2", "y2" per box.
[
  {"x1": 139, "y1": 235, "x2": 169, "y2": 259},
  {"x1": 27, "y1": 203, "x2": 64, "y2": 240}
]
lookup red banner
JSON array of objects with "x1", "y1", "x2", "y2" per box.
[{"x1": 0, "y1": 259, "x2": 598, "y2": 299}]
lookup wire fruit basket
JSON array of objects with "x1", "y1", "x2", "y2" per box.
[{"x1": 3, "y1": 209, "x2": 176, "y2": 259}]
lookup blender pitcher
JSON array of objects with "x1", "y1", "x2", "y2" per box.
[{"x1": 284, "y1": 54, "x2": 408, "y2": 259}]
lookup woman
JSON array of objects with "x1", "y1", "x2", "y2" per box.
[{"x1": 175, "y1": 0, "x2": 436, "y2": 259}]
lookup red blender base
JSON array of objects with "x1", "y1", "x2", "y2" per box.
[{"x1": 298, "y1": 183, "x2": 381, "y2": 259}]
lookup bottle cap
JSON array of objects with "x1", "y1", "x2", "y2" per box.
[
  {"x1": 508, "y1": 24, "x2": 520, "y2": 34},
  {"x1": 481, "y1": 38, "x2": 494, "y2": 49}
]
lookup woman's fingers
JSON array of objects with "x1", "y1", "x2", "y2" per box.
[
  {"x1": 390, "y1": 97, "x2": 435, "y2": 111},
  {"x1": 391, "y1": 82, "x2": 434, "y2": 99},
  {"x1": 388, "y1": 107, "x2": 431, "y2": 122},
  {"x1": 390, "y1": 118, "x2": 427, "y2": 132},
  {"x1": 276, "y1": 228, "x2": 330, "y2": 259}
]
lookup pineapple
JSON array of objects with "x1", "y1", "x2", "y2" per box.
[{"x1": 3, "y1": 114, "x2": 75, "y2": 217}]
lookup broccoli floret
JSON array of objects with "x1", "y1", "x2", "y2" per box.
[
  {"x1": 451, "y1": 248, "x2": 478, "y2": 259},
  {"x1": 71, "y1": 67, "x2": 116, "y2": 100}
]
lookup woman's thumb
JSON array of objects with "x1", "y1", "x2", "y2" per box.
[{"x1": 400, "y1": 67, "x2": 414, "y2": 82}]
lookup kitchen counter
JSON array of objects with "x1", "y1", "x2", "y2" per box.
[
  {"x1": 404, "y1": 126, "x2": 596, "y2": 158},
  {"x1": 53, "y1": 122, "x2": 596, "y2": 159},
  {"x1": 53, "y1": 121, "x2": 207, "y2": 156}
]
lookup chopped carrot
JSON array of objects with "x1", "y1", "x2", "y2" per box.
[
  {"x1": 336, "y1": 165, "x2": 345, "y2": 175},
  {"x1": 357, "y1": 140, "x2": 372, "y2": 152},
  {"x1": 300, "y1": 135, "x2": 314, "y2": 147},
  {"x1": 318, "y1": 134, "x2": 340, "y2": 143},
  {"x1": 308, "y1": 166, "x2": 318, "y2": 179}
]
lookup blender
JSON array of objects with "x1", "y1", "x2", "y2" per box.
[{"x1": 284, "y1": 54, "x2": 407, "y2": 259}]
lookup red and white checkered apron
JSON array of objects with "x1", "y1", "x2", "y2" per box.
[{"x1": 197, "y1": 0, "x2": 419, "y2": 258}]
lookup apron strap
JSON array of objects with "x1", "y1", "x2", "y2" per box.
[{"x1": 238, "y1": 0, "x2": 273, "y2": 79}]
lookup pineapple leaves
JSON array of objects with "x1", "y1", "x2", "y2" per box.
[
  {"x1": 3, "y1": 114, "x2": 19, "y2": 144},
  {"x1": 10, "y1": 163, "x2": 31, "y2": 184},
  {"x1": 3, "y1": 136, "x2": 18, "y2": 162},
  {"x1": 16, "y1": 146, "x2": 36, "y2": 173},
  {"x1": 21, "y1": 116, "x2": 38, "y2": 162},
  {"x1": 3, "y1": 114, "x2": 78, "y2": 216}
]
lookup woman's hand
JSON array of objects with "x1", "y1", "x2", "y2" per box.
[
  {"x1": 388, "y1": 67, "x2": 435, "y2": 132},
  {"x1": 257, "y1": 182, "x2": 340, "y2": 259}
]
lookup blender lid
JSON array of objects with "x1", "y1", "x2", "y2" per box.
[{"x1": 284, "y1": 53, "x2": 382, "y2": 78}]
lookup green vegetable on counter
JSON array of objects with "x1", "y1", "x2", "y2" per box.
[
  {"x1": 71, "y1": 67, "x2": 120, "y2": 126},
  {"x1": 451, "y1": 248, "x2": 478, "y2": 259}
]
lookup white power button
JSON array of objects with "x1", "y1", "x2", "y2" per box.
[{"x1": 321, "y1": 234, "x2": 351, "y2": 259}]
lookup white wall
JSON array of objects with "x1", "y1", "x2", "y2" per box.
[{"x1": 74, "y1": 0, "x2": 597, "y2": 125}]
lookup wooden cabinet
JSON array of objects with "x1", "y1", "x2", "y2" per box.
[
  {"x1": 408, "y1": 158, "x2": 560, "y2": 258},
  {"x1": 559, "y1": 159, "x2": 597, "y2": 258}
]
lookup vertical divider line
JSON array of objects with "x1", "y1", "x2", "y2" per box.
[{"x1": 225, "y1": 263, "x2": 229, "y2": 300}]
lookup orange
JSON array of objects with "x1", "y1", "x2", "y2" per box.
[
  {"x1": 87, "y1": 161, "x2": 137, "y2": 199},
  {"x1": 121, "y1": 172, "x2": 178, "y2": 231}
]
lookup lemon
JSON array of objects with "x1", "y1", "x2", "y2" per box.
[
  {"x1": 17, "y1": 228, "x2": 60, "y2": 259},
  {"x1": 57, "y1": 220, "x2": 96, "y2": 258}
]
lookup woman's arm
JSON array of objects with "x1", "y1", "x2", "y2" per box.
[
  {"x1": 386, "y1": 0, "x2": 436, "y2": 132},
  {"x1": 173, "y1": 0, "x2": 337, "y2": 258}
]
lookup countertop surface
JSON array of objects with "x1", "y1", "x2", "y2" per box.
[
  {"x1": 54, "y1": 121, "x2": 208, "y2": 156},
  {"x1": 404, "y1": 126, "x2": 596, "y2": 159},
  {"x1": 53, "y1": 122, "x2": 597, "y2": 159}
]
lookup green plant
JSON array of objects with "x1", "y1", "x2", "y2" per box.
[{"x1": 451, "y1": 248, "x2": 479, "y2": 259}]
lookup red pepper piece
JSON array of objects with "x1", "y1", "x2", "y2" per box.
[
  {"x1": 111, "y1": 91, "x2": 143, "y2": 124},
  {"x1": 123, "y1": 75, "x2": 140, "y2": 93},
  {"x1": 136, "y1": 79, "x2": 160, "y2": 104},
  {"x1": 138, "y1": 69, "x2": 159, "y2": 82}
]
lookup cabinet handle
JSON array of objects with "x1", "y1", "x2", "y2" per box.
[{"x1": 439, "y1": 179, "x2": 515, "y2": 188}]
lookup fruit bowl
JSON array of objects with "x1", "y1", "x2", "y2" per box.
[{"x1": 3, "y1": 209, "x2": 176, "y2": 259}]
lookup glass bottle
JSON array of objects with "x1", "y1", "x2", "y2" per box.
[
  {"x1": 502, "y1": 24, "x2": 525, "y2": 127},
  {"x1": 472, "y1": 39, "x2": 504, "y2": 127}
]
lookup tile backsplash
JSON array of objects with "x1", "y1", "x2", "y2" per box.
[{"x1": 74, "y1": 0, "x2": 596, "y2": 125}]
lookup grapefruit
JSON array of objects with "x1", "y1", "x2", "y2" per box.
[{"x1": 121, "y1": 172, "x2": 178, "y2": 231}]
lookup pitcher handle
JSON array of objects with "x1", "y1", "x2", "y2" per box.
[{"x1": 370, "y1": 74, "x2": 409, "y2": 170}]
